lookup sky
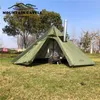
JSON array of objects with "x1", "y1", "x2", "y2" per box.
[{"x1": 0, "y1": 0, "x2": 100, "y2": 48}]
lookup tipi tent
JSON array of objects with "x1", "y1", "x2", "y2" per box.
[{"x1": 12, "y1": 26, "x2": 95, "y2": 66}]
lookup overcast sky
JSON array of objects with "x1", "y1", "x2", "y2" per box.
[{"x1": 0, "y1": 0, "x2": 100, "y2": 48}]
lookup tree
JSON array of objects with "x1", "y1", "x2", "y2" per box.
[
  {"x1": 80, "y1": 30, "x2": 100, "y2": 53},
  {"x1": 91, "y1": 31, "x2": 100, "y2": 53},
  {"x1": 3, "y1": 3, "x2": 40, "y2": 49},
  {"x1": 0, "y1": 38, "x2": 3, "y2": 48},
  {"x1": 89, "y1": 31, "x2": 99, "y2": 54},
  {"x1": 3, "y1": 3, "x2": 63, "y2": 49},
  {"x1": 40, "y1": 9, "x2": 63, "y2": 33},
  {"x1": 80, "y1": 31, "x2": 91, "y2": 52},
  {"x1": 96, "y1": 33, "x2": 100, "y2": 53}
]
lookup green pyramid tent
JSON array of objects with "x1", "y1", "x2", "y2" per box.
[{"x1": 12, "y1": 26, "x2": 95, "y2": 66}]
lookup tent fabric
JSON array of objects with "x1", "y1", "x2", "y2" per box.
[{"x1": 12, "y1": 26, "x2": 95, "y2": 66}]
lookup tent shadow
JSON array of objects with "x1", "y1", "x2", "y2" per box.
[
  {"x1": 71, "y1": 64, "x2": 95, "y2": 68},
  {"x1": 25, "y1": 58, "x2": 70, "y2": 67},
  {"x1": 16, "y1": 59, "x2": 95, "y2": 68}
]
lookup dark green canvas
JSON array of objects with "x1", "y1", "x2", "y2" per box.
[{"x1": 12, "y1": 26, "x2": 95, "y2": 66}]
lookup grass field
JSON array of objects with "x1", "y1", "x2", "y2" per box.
[{"x1": 0, "y1": 53, "x2": 100, "y2": 100}]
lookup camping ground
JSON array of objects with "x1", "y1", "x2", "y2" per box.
[{"x1": 0, "y1": 53, "x2": 100, "y2": 100}]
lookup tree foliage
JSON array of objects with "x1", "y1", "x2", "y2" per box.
[
  {"x1": 80, "y1": 30, "x2": 100, "y2": 53},
  {"x1": 40, "y1": 9, "x2": 63, "y2": 32},
  {"x1": 80, "y1": 31, "x2": 91, "y2": 52},
  {"x1": 2, "y1": 3, "x2": 63, "y2": 48}
]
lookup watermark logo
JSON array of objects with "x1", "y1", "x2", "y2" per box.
[{"x1": 3, "y1": 3, "x2": 41, "y2": 16}]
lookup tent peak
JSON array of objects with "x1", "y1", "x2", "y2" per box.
[{"x1": 47, "y1": 25, "x2": 63, "y2": 37}]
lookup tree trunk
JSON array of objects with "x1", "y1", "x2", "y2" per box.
[
  {"x1": 99, "y1": 39, "x2": 100, "y2": 53},
  {"x1": 90, "y1": 41, "x2": 93, "y2": 54},
  {"x1": 23, "y1": 35, "x2": 27, "y2": 49}
]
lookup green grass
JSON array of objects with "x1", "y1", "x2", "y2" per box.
[{"x1": 0, "y1": 53, "x2": 100, "y2": 100}]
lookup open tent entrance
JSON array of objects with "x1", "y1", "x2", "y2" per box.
[{"x1": 33, "y1": 38, "x2": 69, "y2": 65}]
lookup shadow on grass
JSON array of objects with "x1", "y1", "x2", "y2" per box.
[
  {"x1": 17, "y1": 58, "x2": 70, "y2": 67},
  {"x1": 12, "y1": 58, "x2": 95, "y2": 68},
  {"x1": 17, "y1": 59, "x2": 93, "y2": 68},
  {"x1": 31, "y1": 59, "x2": 95, "y2": 68}
]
